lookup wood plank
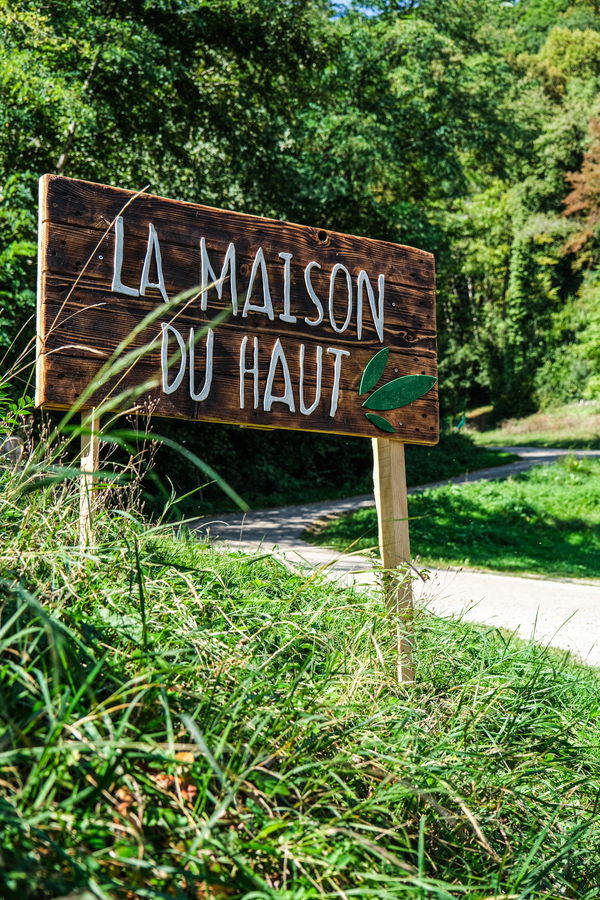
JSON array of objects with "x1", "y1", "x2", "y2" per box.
[
  {"x1": 40, "y1": 279, "x2": 438, "y2": 361},
  {"x1": 372, "y1": 438, "x2": 414, "y2": 682},
  {"x1": 40, "y1": 321, "x2": 439, "y2": 389},
  {"x1": 37, "y1": 175, "x2": 439, "y2": 445},
  {"x1": 42, "y1": 220, "x2": 436, "y2": 303},
  {"x1": 42, "y1": 175, "x2": 436, "y2": 294},
  {"x1": 41, "y1": 224, "x2": 437, "y2": 349},
  {"x1": 39, "y1": 343, "x2": 439, "y2": 443}
]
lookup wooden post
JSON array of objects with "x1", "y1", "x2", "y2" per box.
[
  {"x1": 80, "y1": 409, "x2": 99, "y2": 550},
  {"x1": 372, "y1": 437, "x2": 414, "y2": 684}
]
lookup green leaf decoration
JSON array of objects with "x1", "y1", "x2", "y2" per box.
[
  {"x1": 362, "y1": 374, "x2": 437, "y2": 411},
  {"x1": 359, "y1": 347, "x2": 389, "y2": 395},
  {"x1": 365, "y1": 412, "x2": 395, "y2": 433}
]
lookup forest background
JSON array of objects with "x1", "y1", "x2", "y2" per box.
[{"x1": 4, "y1": 0, "x2": 600, "y2": 511}]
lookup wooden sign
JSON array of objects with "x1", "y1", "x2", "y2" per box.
[{"x1": 36, "y1": 175, "x2": 438, "y2": 443}]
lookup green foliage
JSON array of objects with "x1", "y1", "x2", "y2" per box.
[
  {"x1": 536, "y1": 271, "x2": 600, "y2": 405},
  {"x1": 430, "y1": 0, "x2": 600, "y2": 416},
  {"x1": 306, "y1": 455, "x2": 600, "y2": 578},
  {"x1": 505, "y1": 0, "x2": 600, "y2": 55},
  {"x1": 1, "y1": 436, "x2": 599, "y2": 897},
  {"x1": 0, "y1": 172, "x2": 37, "y2": 369}
]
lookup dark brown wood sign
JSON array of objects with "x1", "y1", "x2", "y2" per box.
[{"x1": 36, "y1": 175, "x2": 438, "y2": 443}]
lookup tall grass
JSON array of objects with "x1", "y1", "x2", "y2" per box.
[
  {"x1": 1, "y1": 413, "x2": 600, "y2": 898},
  {"x1": 1, "y1": 295, "x2": 599, "y2": 898}
]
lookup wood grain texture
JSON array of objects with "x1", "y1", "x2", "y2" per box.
[
  {"x1": 80, "y1": 409, "x2": 99, "y2": 549},
  {"x1": 372, "y1": 437, "x2": 414, "y2": 682},
  {"x1": 37, "y1": 175, "x2": 439, "y2": 444}
]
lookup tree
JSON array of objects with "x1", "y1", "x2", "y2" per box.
[
  {"x1": 564, "y1": 116, "x2": 600, "y2": 254},
  {"x1": 0, "y1": 0, "x2": 332, "y2": 368},
  {"x1": 7, "y1": 0, "x2": 600, "y2": 496}
]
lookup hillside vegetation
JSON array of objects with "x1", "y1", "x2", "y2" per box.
[
  {"x1": 1, "y1": 440, "x2": 600, "y2": 898},
  {"x1": 140, "y1": 429, "x2": 517, "y2": 517},
  {"x1": 470, "y1": 402, "x2": 600, "y2": 449}
]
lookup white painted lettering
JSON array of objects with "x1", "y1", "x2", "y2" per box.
[
  {"x1": 304, "y1": 261, "x2": 324, "y2": 326},
  {"x1": 357, "y1": 271, "x2": 385, "y2": 342},
  {"x1": 278, "y1": 252, "x2": 296, "y2": 323},
  {"x1": 189, "y1": 327, "x2": 214, "y2": 402},
  {"x1": 200, "y1": 238, "x2": 237, "y2": 314},
  {"x1": 140, "y1": 223, "x2": 169, "y2": 302},
  {"x1": 242, "y1": 247, "x2": 274, "y2": 320},
  {"x1": 328, "y1": 264, "x2": 352, "y2": 334},
  {"x1": 161, "y1": 323, "x2": 186, "y2": 394},
  {"x1": 111, "y1": 216, "x2": 139, "y2": 297},
  {"x1": 264, "y1": 338, "x2": 295, "y2": 412},
  {"x1": 239, "y1": 335, "x2": 259, "y2": 409},
  {"x1": 327, "y1": 347, "x2": 350, "y2": 417},
  {"x1": 299, "y1": 344, "x2": 322, "y2": 415}
]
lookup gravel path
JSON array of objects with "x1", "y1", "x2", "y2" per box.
[{"x1": 194, "y1": 447, "x2": 600, "y2": 668}]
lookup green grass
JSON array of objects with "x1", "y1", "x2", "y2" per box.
[
  {"x1": 304, "y1": 456, "x2": 600, "y2": 580},
  {"x1": 1, "y1": 427, "x2": 600, "y2": 898},
  {"x1": 470, "y1": 402, "x2": 600, "y2": 450},
  {"x1": 403, "y1": 432, "x2": 518, "y2": 489}
]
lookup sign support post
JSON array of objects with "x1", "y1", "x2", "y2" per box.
[
  {"x1": 80, "y1": 408, "x2": 99, "y2": 550},
  {"x1": 372, "y1": 437, "x2": 414, "y2": 684},
  {"x1": 37, "y1": 174, "x2": 438, "y2": 671}
]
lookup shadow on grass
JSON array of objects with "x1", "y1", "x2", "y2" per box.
[{"x1": 306, "y1": 487, "x2": 600, "y2": 580}]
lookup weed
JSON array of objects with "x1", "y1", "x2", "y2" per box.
[{"x1": 1, "y1": 432, "x2": 599, "y2": 897}]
